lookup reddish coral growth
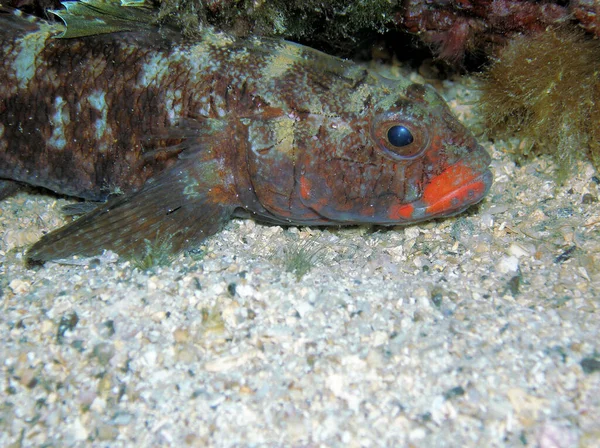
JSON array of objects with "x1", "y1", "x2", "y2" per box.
[
  {"x1": 397, "y1": 0, "x2": 590, "y2": 62},
  {"x1": 572, "y1": 0, "x2": 600, "y2": 35},
  {"x1": 427, "y1": 18, "x2": 473, "y2": 62},
  {"x1": 6, "y1": 0, "x2": 600, "y2": 66}
]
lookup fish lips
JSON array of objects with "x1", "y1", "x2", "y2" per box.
[{"x1": 389, "y1": 147, "x2": 493, "y2": 223}]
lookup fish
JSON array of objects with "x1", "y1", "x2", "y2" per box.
[{"x1": 0, "y1": 0, "x2": 493, "y2": 263}]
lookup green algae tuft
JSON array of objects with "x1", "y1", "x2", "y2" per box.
[{"x1": 478, "y1": 27, "x2": 600, "y2": 183}]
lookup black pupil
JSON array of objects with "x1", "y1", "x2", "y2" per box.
[{"x1": 387, "y1": 125, "x2": 413, "y2": 147}]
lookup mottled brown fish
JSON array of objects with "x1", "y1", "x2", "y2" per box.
[{"x1": 0, "y1": 0, "x2": 493, "y2": 263}]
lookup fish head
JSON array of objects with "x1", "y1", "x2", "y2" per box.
[{"x1": 290, "y1": 81, "x2": 493, "y2": 225}]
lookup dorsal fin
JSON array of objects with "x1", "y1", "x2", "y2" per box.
[{"x1": 50, "y1": 0, "x2": 161, "y2": 38}]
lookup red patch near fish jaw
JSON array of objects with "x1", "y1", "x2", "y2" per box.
[
  {"x1": 422, "y1": 162, "x2": 488, "y2": 216},
  {"x1": 388, "y1": 203, "x2": 415, "y2": 220},
  {"x1": 299, "y1": 175, "x2": 312, "y2": 200}
]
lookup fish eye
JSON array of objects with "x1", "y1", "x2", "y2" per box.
[
  {"x1": 387, "y1": 125, "x2": 413, "y2": 147},
  {"x1": 371, "y1": 105, "x2": 430, "y2": 161}
]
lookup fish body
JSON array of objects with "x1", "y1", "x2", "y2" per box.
[{"x1": 0, "y1": 1, "x2": 493, "y2": 262}]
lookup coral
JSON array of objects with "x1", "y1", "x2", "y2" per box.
[
  {"x1": 572, "y1": 0, "x2": 600, "y2": 36},
  {"x1": 158, "y1": 0, "x2": 396, "y2": 55},
  {"x1": 154, "y1": 0, "x2": 600, "y2": 64},
  {"x1": 398, "y1": 0, "x2": 570, "y2": 62},
  {"x1": 7, "y1": 0, "x2": 600, "y2": 64},
  {"x1": 158, "y1": 0, "x2": 599, "y2": 62},
  {"x1": 478, "y1": 27, "x2": 600, "y2": 182}
]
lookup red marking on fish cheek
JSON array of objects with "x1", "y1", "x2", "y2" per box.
[
  {"x1": 388, "y1": 203, "x2": 414, "y2": 220},
  {"x1": 300, "y1": 175, "x2": 311, "y2": 200}
]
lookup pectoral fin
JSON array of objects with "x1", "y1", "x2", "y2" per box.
[{"x1": 27, "y1": 157, "x2": 236, "y2": 263}]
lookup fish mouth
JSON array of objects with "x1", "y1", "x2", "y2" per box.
[
  {"x1": 294, "y1": 144, "x2": 492, "y2": 226},
  {"x1": 387, "y1": 148, "x2": 493, "y2": 223},
  {"x1": 420, "y1": 167, "x2": 493, "y2": 219}
]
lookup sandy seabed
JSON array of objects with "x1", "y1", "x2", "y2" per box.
[{"x1": 1, "y1": 72, "x2": 599, "y2": 447}]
